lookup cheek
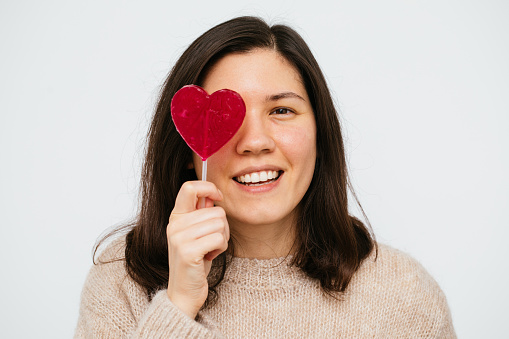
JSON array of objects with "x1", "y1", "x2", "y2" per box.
[
  {"x1": 278, "y1": 124, "x2": 317, "y2": 167},
  {"x1": 192, "y1": 152, "x2": 226, "y2": 181},
  {"x1": 201, "y1": 146, "x2": 231, "y2": 182}
]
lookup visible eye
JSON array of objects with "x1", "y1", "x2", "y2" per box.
[{"x1": 271, "y1": 107, "x2": 293, "y2": 115}]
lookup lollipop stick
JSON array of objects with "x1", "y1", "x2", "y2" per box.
[
  {"x1": 198, "y1": 159, "x2": 208, "y2": 209},
  {"x1": 202, "y1": 159, "x2": 207, "y2": 181}
]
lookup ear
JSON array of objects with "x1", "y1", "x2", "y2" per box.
[{"x1": 187, "y1": 162, "x2": 194, "y2": 169}]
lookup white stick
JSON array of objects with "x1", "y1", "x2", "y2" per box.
[
  {"x1": 198, "y1": 159, "x2": 208, "y2": 209},
  {"x1": 202, "y1": 159, "x2": 207, "y2": 182}
]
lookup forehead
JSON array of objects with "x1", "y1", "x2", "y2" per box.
[{"x1": 201, "y1": 49, "x2": 308, "y2": 99}]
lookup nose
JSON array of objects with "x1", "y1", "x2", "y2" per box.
[{"x1": 235, "y1": 113, "x2": 275, "y2": 155}]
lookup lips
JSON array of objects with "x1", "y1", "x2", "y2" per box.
[{"x1": 234, "y1": 170, "x2": 282, "y2": 185}]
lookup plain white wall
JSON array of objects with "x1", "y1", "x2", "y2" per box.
[{"x1": 1, "y1": 1, "x2": 507, "y2": 338}]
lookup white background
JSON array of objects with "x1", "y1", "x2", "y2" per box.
[{"x1": 1, "y1": 1, "x2": 507, "y2": 338}]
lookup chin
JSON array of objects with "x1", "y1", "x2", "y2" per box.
[{"x1": 228, "y1": 209, "x2": 297, "y2": 228}]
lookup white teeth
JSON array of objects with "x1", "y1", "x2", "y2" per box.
[
  {"x1": 251, "y1": 173, "x2": 260, "y2": 183},
  {"x1": 236, "y1": 170, "x2": 280, "y2": 184}
]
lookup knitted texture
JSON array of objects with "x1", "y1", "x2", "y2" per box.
[{"x1": 75, "y1": 238, "x2": 456, "y2": 338}]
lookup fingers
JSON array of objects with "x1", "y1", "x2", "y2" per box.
[
  {"x1": 204, "y1": 249, "x2": 224, "y2": 262},
  {"x1": 166, "y1": 180, "x2": 229, "y2": 319},
  {"x1": 168, "y1": 181, "x2": 230, "y2": 263},
  {"x1": 173, "y1": 181, "x2": 223, "y2": 214},
  {"x1": 182, "y1": 232, "x2": 229, "y2": 262},
  {"x1": 168, "y1": 207, "x2": 229, "y2": 244}
]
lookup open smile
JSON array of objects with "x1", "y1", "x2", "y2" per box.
[{"x1": 234, "y1": 170, "x2": 282, "y2": 186}]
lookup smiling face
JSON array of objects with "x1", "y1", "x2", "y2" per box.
[{"x1": 193, "y1": 48, "x2": 317, "y2": 236}]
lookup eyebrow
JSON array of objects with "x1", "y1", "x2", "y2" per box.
[{"x1": 266, "y1": 92, "x2": 306, "y2": 102}]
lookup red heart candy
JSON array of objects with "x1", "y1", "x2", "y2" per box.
[{"x1": 171, "y1": 85, "x2": 246, "y2": 160}]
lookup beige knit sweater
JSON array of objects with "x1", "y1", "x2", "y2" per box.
[{"x1": 75, "y1": 238, "x2": 456, "y2": 338}]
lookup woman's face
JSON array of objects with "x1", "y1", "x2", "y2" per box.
[{"x1": 193, "y1": 49, "x2": 316, "y2": 231}]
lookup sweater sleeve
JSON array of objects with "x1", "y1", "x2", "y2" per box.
[
  {"x1": 132, "y1": 290, "x2": 220, "y2": 338},
  {"x1": 74, "y1": 240, "x2": 221, "y2": 339}
]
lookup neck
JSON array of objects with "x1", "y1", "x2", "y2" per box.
[{"x1": 227, "y1": 217, "x2": 298, "y2": 259}]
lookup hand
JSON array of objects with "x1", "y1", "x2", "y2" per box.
[{"x1": 166, "y1": 181, "x2": 229, "y2": 319}]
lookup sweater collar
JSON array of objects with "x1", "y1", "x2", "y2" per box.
[{"x1": 217, "y1": 255, "x2": 315, "y2": 290}]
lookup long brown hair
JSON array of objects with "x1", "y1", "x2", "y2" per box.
[{"x1": 97, "y1": 16, "x2": 376, "y2": 303}]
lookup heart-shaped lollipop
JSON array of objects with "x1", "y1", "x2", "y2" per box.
[{"x1": 171, "y1": 85, "x2": 246, "y2": 161}]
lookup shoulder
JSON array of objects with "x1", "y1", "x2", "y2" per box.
[
  {"x1": 81, "y1": 234, "x2": 146, "y2": 299},
  {"x1": 81, "y1": 236, "x2": 148, "y2": 314},
  {"x1": 356, "y1": 243, "x2": 448, "y2": 306},
  {"x1": 76, "y1": 235, "x2": 149, "y2": 336},
  {"x1": 360, "y1": 244, "x2": 441, "y2": 289},
  {"x1": 347, "y1": 243, "x2": 455, "y2": 337},
  {"x1": 86, "y1": 234, "x2": 147, "y2": 295},
  {"x1": 95, "y1": 235, "x2": 127, "y2": 264},
  {"x1": 86, "y1": 235, "x2": 130, "y2": 290}
]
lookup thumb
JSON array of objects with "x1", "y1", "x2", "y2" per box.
[{"x1": 173, "y1": 181, "x2": 223, "y2": 214}]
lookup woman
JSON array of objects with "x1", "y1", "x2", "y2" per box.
[{"x1": 75, "y1": 16, "x2": 455, "y2": 338}]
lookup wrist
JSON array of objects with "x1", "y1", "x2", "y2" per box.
[{"x1": 167, "y1": 290, "x2": 199, "y2": 319}]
